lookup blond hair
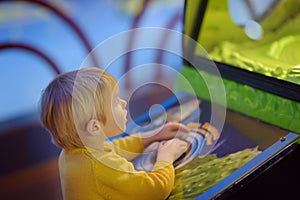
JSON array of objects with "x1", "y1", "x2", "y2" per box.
[{"x1": 40, "y1": 67, "x2": 117, "y2": 150}]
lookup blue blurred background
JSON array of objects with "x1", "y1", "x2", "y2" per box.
[{"x1": 0, "y1": 0, "x2": 184, "y2": 121}]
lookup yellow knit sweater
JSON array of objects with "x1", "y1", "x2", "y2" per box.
[{"x1": 58, "y1": 135, "x2": 175, "y2": 200}]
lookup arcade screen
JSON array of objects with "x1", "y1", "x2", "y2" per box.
[{"x1": 125, "y1": 93, "x2": 299, "y2": 199}]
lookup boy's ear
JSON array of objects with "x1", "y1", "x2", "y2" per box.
[{"x1": 86, "y1": 119, "x2": 102, "y2": 136}]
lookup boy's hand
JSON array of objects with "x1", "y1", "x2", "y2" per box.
[
  {"x1": 156, "y1": 138, "x2": 189, "y2": 163},
  {"x1": 153, "y1": 122, "x2": 189, "y2": 140},
  {"x1": 141, "y1": 122, "x2": 189, "y2": 148}
]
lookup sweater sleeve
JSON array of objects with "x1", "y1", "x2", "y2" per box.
[
  {"x1": 93, "y1": 153, "x2": 175, "y2": 200},
  {"x1": 111, "y1": 134, "x2": 144, "y2": 161}
]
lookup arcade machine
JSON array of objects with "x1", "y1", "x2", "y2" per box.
[{"x1": 123, "y1": 0, "x2": 300, "y2": 199}]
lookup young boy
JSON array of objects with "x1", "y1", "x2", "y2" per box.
[{"x1": 40, "y1": 67, "x2": 190, "y2": 200}]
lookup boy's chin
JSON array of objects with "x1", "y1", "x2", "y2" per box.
[
  {"x1": 119, "y1": 127, "x2": 126, "y2": 134},
  {"x1": 119, "y1": 124, "x2": 127, "y2": 133},
  {"x1": 111, "y1": 128, "x2": 126, "y2": 137}
]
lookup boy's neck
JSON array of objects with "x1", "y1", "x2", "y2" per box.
[{"x1": 84, "y1": 135, "x2": 105, "y2": 151}]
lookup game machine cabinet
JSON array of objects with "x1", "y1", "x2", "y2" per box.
[{"x1": 124, "y1": 0, "x2": 300, "y2": 199}]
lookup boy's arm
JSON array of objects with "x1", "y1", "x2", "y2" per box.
[
  {"x1": 111, "y1": 134, "x2": 144, "y2": 160},
  {"x1": 97, "y1": 138, "x2": 188, "y2": 199},
  {"x1": 112, "y1": 122, "x2": 189, "y2": 160},
  {"x1": 94, "y1": 153, "x2": 175, "y2": 200},
  {"x1": 124, "y1": 161, "x2": 176, "y2": 200}
]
